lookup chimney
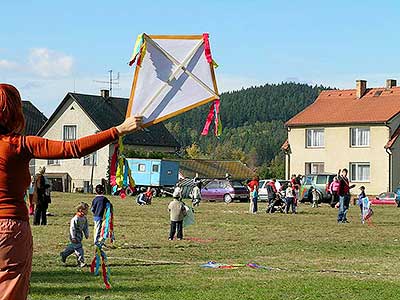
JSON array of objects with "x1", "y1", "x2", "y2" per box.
[
  {"x1": 100, "y1": 89, "x2": 110, "y2": 99},
  {"x1": 386, "y1": 79, "x2": 397, "y2": 89},
  {"x1": 356, "y1": 80, "x2": 367, "y2": 99}
]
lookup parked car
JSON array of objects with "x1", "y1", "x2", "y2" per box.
[
  {"x1": 201, "y1": 179, "x2": 249, "y2": 203},
  {"x1": 300, "y1": 173, "x2": 336, "y2": 202},
  {"x1": 371, "y1": 192, "x2": 399, "y2": 206},
  {"x1": 258, "y1": 179, "x2": 289, "y2": 201}
]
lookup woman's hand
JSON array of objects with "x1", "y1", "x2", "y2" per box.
[{"x1": 116, "y1": 116, "x2": 143, "y2": 135}]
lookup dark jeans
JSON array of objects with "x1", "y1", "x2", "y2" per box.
[
  {"x1": 33, "y1": 205, "x2": 47, "y2": 225},
  {"x1": 285, "y1": 197, "x2": 295, "y2": 214},
  {"x1": 337, "y1": 194, "x2": 350, "y2": 222},
  {"x1": 252, "y1": 197, "x2": 258, "y2": 213},
  {"x1": 169, "y1": 220, "x2": 183, "y2": 239}
]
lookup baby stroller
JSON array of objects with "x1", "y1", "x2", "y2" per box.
[{"x1": 266, "y1": 190, "x2": 286, "y2": 213}]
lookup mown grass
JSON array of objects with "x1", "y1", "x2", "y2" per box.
[{"x1": 30, "y1": 192, "x2": 400, "y2": 299}]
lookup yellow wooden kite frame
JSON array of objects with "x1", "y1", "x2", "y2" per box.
[{"x1": 126, "y1": 34, "x2": 220, "y2": 128}]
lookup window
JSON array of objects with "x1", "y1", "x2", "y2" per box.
[
  {"x1": 47, "y1": 159, "x2": 60, "y2": 166},
  {"x1": 63, "y1": 125, "x2": 76, "y2": 141},
  {"x1": 350, "y1": 163, "x2": 370, "y2": 182},
  {"x1": 305, "y1": 162, "x2": 324, "y2": 175},
  {"x1": 83, "y1": 152, "x2": 97, "y2": 166},
  {"x1": 206, "y1": 181, "x2": 219, "y2": 189},
  {"x1": 152, "y1": 164, "x2": 159, "y2": 173},
  {"x1": 351, "y1": 128, "x2": 370, "y2": 147},
  {"x1": 304, "y1": 175, "x2": 314, "y2": 185},
  {"x1": 138, "y1": 164, "x2": 146, "y2": 172},
  {"x1": 316, "y1": 175, "x2": 328, "y2": 184},
  {"x1": 306, "y1": 129, "x2": 324, "y2": 148}
]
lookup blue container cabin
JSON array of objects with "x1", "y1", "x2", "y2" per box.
[{"x1": 126, "y1": 158, "x2": 179, "y2": 193}]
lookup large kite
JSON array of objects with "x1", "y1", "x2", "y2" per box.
[{"x1": 126, "y1": 33, "x2": 221, "y2": 136}]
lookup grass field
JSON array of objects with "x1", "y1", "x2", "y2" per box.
[{"x1": 30, "y1": 192, "x2": 400, "y2": 300}]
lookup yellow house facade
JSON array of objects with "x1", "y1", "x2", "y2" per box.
[{"x1": 284, "y1": 79, "x2": 400, "y2": 195}]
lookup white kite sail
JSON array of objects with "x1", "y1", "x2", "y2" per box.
[{"x1": 126, "y1": 33, "x2": 220, "y2": 127}]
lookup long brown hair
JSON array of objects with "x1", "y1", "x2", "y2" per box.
[{"x1": 0, "y1": 84, "x2": 25, "y2": 134}]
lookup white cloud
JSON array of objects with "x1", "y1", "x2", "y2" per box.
[
  {"x1": 0, "y1": 59, "x2": 19, "y2": 71},
  {"x1": 29, "y1": 48, "x2": 74, "y2": 78}
]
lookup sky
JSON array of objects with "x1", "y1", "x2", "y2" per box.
[{"x1": 1, "y1": 0, "x2": 400, "y2": 116}]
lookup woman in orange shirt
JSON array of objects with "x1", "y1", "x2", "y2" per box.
[{"x1": 0, "y1": 84, "x2": 142, "y2": 300}]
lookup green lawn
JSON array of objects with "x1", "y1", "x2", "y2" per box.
[{"x1": 30, "y1": 192, "x2": 400, "y2": 299}]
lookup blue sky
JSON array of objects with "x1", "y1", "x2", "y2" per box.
[{"x1": 1, "y1": 0, "x2": 399, "y2": 116}]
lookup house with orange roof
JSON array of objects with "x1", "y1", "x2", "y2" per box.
[{"x1": 283, "y1": 79, "x2": 400, "y2": 194}]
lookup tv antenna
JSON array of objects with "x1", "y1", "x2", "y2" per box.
[{"x1": 93, "y1": 70, "x2": 120, "y2": 96}]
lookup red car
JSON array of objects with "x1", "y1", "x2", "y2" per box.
[{"x1": 370, "y1": 192, "x2": 399, "y2": 206}]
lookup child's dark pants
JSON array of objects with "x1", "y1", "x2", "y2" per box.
[{"x1": 169, "y1": 221, "x2": 183, "y2": 239}]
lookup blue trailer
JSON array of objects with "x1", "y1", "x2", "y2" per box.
[{"x1": 126, "y1": 158, "x2": 179, "y2": 195}]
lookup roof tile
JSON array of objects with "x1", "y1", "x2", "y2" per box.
[{"x1": 286, "y1": 87, "x2": 400, "y2": 126}]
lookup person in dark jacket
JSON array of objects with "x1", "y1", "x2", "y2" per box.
[
  {"x1": 91, "y1": 184, "x2": 110, "y2": 245},
  {"x1": 337, "y1": 169, "x2": 355, "y2": 223},
  {"x1": 32, "y1": 167, "x2": 51, "y2": 225}
]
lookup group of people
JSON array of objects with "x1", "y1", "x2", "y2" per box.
[
  {"x1": 60, "y1": 184, "x2": 111, "y2": 267},
  {"x1": 247, "y1": 175, "x2": 302, "y2": 215}
]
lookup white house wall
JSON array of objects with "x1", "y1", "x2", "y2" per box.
[
  {"x1": 35, "y1": 99, "x2": 111, "y2": 191},
  {"x1": 287, "y1": 125, "x2": 390, "y2": 195}
]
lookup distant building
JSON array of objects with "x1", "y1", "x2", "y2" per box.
[
  {"x1": 35, "y1": 90, "x2": 180, "y2": 192},
  {"x1": 283, "y1": 79, "x2": 400, "y2": 194},
  {"x1": 22, "y1": 101, "x2": 48, "y2": 174},
  {"x1": 22, "y1": 100, "x2": 48, "y2": 136}
]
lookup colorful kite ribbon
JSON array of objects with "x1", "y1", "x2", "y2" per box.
[
  {"x1": 202, "y1": 33, "x2": 218, "y2": 68},
  {"x1": 110, "y1": 137, "x2": 135, "y2": 199},
  {"x1": 90, "y1": 202, "x2": 114, "y2": 289},
  {"x1": 201, "y1": 99, "x2": 222, "y2": 137},
  {"x1": 129, "y1": 33, "x2": 147, "y2": 67}
]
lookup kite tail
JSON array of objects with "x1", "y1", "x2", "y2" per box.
[
  {"x1": 110, "y1": 143, "x2": 118, "y2": 186},
  {"x1": 203, "y1": 33, "x2": 218, "y2": 68},
  {"x1": 129, "y1": 33, "x2": 147, "y2": 67},
  {"x1": 90, "y1": 246, "x2": 102, "y2": 276},
  {"x1": 101, "y1": 250, "x2": 111, "y2": 289},
  {"x1": 110, "y1": 137, "x2": 136, "y2": 199},
  {"x1": 99, "y1": 202, "x2": 114, "y2": 244},
  {"x1": 201, "y1": 99, "x2": 222, "y2": 137}
]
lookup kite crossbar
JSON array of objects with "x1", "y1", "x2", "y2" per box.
[
  {"x1": 140, "y1": 38, "x2": 205, "y2": 116},
  {"x1": 144, "y1": 35, "x2": 219, "y2": 98}
]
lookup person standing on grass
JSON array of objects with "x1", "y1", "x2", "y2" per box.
[
  {"x1": 191, "y1": 182, "x2": 202, "y2": 207},
  {"x1": 311, "y1": 187, "x2": 320, "y2": 208},
  {"x1": 329, "y1": 177, "x2": 340, "y2": 208},
  {"x1": 285, "y1": 184, "x2": 296, "y2": 214},
  {"x1": 291, "y1": 174, "x2": 300, "y2": 213},
  {"x1": 91, "y1": 184, "x2": 110, "y2": 245},
  {"x1": 337, "y1": 168, "x2": 355, "y2": 223},
  {"x1": 266, "y1": 179, "x2": 277, "y2": 212},
  {"x1": 60, "y1": 202, "x2": 90, "y2": 267},
  {"x1": 357, "y1": 186, "x2": 366, "y2": 223},
  {"x1": 32, "y1": 166, "x2": 51, "y2": 225},
  {"x1": 168, "y1": 193, "x2": 187, "y2": 240},
  {"x1": 0, "y1": 83, "x2": 142, "y2": 300},
  {"x1": 247, "y1": 176, "x2": 259, "y2": 214}
]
